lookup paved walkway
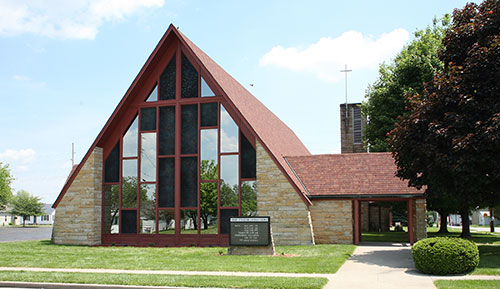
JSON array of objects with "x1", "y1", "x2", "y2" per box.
[
  {"x1": 0, "y1": 227, "x2": 53, "y2": 242},
  {"x1": 0, "y1": 243, "x2": 499, "y2": 289}
]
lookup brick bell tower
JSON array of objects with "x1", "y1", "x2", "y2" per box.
[{"x1": 340, "y1": 103, "x2": 367, "y2": 153}]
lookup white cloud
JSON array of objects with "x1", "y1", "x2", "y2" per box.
[
  {"x1": 259, "y1": 29, "x2": 410, "y2": 82},
  {"x1": 0, "y1": 0, "x2": 165, "y2": 40},
  {"x1": 0, "y1": 149, "x2": 36, "y2": 165}
]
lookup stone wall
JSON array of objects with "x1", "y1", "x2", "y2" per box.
[
  {"x1": 310, "y1": 199, "x2": 353, "y2": 244},
  {"x1": 52, "y1": 147, "x2": 103, "y2": 245},
  {"x1": 340, "y1": 103, "x2": 367, "y2": 153},
  {"x1": 412, "y1": 198, "x2": 427, "y2": 241},
  {"x1": 360, "y1": 201, "x2": 369, "y2": 231},
  {"x1": 256, "y1": 142, "x2": 314, "y2": 245}
]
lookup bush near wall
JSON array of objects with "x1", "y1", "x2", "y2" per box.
[{"x1": 412, "y1": 237, "x2": 479, "y2": 275}]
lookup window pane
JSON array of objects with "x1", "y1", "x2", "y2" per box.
[
  {"x1": 103, "y1": 184, "x2": 120, "y2": 234},
  {"x1": 104, "y1": 142, "x2": 120, "y2": 183},
  {"x1": 158, "y1": 211, "x2": 175, "y2": 234},
  {"x1": 220, "y1": 209, "x2": 238, "y2": 234},
  {"x1": 200, "y1": 103, "x2": 218, "y2": 127},
  {"x1": 159, "y1": 106, "x2": 175, "y2": 156},
  {"x1": 201, "y1": 77, "x2": 215, "y2": 97},
  {"x1": 160, "y1": 54, "x2": 176, "y2": 100},
  {"x1": 241, "y1": 133, "x2": 256, "y2": 179},
  {"x1": 220, "y1": 155, "x2": 239, "y2": 207},
  {"x1": 200, "y1": 129, "x2": 218, "y2": 180},
  {"x1": 146, "y1": 85, "x2": 158, "y2": 102},
  {"x1": 140, "y1": 133, "x2": 156, "y2": 182},
  {"x1": 181, "y1": 209, "x2": 198, "y2": 234},
  {"x1": 140, "y1": 107, "x2": 156, "y2": 131},
  {"x1": 121, "y1": 210, "x2": 137, "y2": 234},
  {"x1": 200, "y1": 182, "x2": 218, "y2": 234},
  {"x1": 123, "y1": 117, "x2": 138, "y2": 157},
  {"x1": 158, "y1": 158, "x2": 174, "y2": 208},
  {"x1": 181, "y1": 104, "x2": 198, "y2": 154},
  {"x1": 181, "y1": 53, "x2": 198, "y2": 98},
  {"x1": 220, "y1": 105, "x2": 238, "y2": 152},
  {"x1": 140, "y1": 184, "x2": 156, "y2": 234},
  {"x1": 122, "y1": 159, "x2": 137, "y2": 208},
  {"x1": 181, "y1": 157, "x2": 198, "y2": 208},
  {"x1": 241, "y1": 181, "x2": 257, "y2": 216}
]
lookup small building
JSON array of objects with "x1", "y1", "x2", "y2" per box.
[
  {"x1": 52, "y1": 25, "x2": 426, "y2": 246},
  {"x1": 21, "y1": 204, "x2": 56, "y2": 225},
  {"x1": 0, "y1": 209, "x2": 20, "y2": 226}
]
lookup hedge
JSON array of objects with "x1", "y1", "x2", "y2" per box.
[{"x1": 412, "y1": 237, "x2": 479, "y2": 275}]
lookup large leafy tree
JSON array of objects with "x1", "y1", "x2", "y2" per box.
[
  {"x1": 389, "y1": 0, "x2": 500, "y2": 238},
  {"x1": 9, "y1": 190, "x2": 44, "y2": 227},
  {"x1": 0, "y1": 162, "x2": 14, "y2": 210},
  {"x1": 362, "y1": 16, "x2": 450, "y2": 152},
  {"x1": 363, "y1": 16, "x2": 457, "y2": 233}
]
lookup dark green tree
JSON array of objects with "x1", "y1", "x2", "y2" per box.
[
  {"x1": 363, "y1": 16, "x2": 450, "y2": 152},
  {"x1": 241, "y1": 181, "x2": 257, "y2": 216},
  {"x1": 389, "y1": 0, "x2": 500, "y2": 238},
  {"x1": 0, "y1": 162, "x2": 13, "y2": 210},
  {"x1": 9, "y1": 190, "x2": 44, "y2": 227}
]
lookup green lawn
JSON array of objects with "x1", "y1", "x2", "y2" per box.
[
  {"x1": 0, "y1": 271, "x2": 328, "y2": 289},
  {"x1": 361, "y1": 231, "x2": 408, "y2": 242},
  {"x1": 434, "y1": 280, "x2": 500, "y2": 289},
  {"x1": 0, "y1": 240, "x2": 354, "y2": 274},
  {"x1": 427, "y1": 227, "x2": 500, "y2": 245}
]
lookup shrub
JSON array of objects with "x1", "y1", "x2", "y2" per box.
[{"x1": 412, "y1": 237, "x2": 479, "y2": 275}]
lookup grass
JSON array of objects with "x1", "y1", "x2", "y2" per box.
[
  {"x1": 434, "y1": 280, "x2": 500, "y2": 289},
  {"x1": 473, "y1": 245, "x2": 500, "y2": 275},
  {"x1": 427, "y1": 227, "x2": 500, "y2": 245},
  {"x1": 361, "y1": 231, "x2": 408, "y2": 242},
  {"x1": 0, "y1": 240, "x2": 355, "y2": 274},
  {"x1": 0, "y1": 271, "x2": 328, "y2": 289}
]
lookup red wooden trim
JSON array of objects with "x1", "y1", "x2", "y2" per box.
[
  {"x1": 174, "y1": 43, "x2": 181, "y2": 239},
  {"x1": 408, "y1": 199, "x2": 414, "y2": 245},
  {"x1": 354, "y1": 199, "x2": 360, "y2": 244}
]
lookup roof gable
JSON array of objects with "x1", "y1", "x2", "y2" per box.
[{"x1": 53, "y1": 25, "x2": 311, "y2": 208}]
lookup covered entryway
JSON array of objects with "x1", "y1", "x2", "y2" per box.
[{"x1": 354, "y1": 198, "x2": 426, "y2": 245}]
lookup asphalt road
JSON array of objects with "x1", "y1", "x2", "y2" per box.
[{"x1": 0, "y1": 227, "x2": 53, "y2": 242}]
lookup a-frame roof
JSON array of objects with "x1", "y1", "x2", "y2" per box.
[{"x1": 53, "y1": 24, "x2": 311, "y2": 208}]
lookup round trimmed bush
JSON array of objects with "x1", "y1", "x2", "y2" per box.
[{"x1": 412, "y1": 237, "x2": 479, "y2": 275}]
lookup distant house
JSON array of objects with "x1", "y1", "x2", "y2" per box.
[
  {"x1": 0, "y1": 209, "x2": 20, "y2": 226},
  {"x1": 21, "y1": 204, "x2": 56, "y2": 225},
  {"x1": 471, "y1": 209, "x2": 499, "y2": 226}
]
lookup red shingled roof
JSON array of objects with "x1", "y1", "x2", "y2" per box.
[{"x1": 285, "y1": 153, "x2": 423, "y2": 197}]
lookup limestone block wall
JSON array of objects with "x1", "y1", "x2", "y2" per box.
[
  {"x1": 360, "y1": 201, "x2": 369, "y2": 231},
  {"x1": 256, "y1": 142, "x2": 314, "y2": 245},
  {"x1": 412, "y1": 198, "x2": 427, "y2": 241},
  {"x1": 310, "y1": 199, "x2": 353, "y2": 244},
  {"x1": 52, "y1": 147, "x2": 103, "y2": 245}
]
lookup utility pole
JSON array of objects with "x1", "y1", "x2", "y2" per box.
[{"x1": 340, "y1": 64, "x2": 352, "y2": 131}]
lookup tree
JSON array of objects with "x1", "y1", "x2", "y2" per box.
[
  {"x1": 362, "y1": 16, "x2": 450, "y2": 152},
  {"x1": 200, "y1": 160, "x2": 218, "y2": 231},
  {"x1": 389, "y1": 0, "x2": 500, "y2": 238},
  {"x1": 0, "y1": 162, "x2": 14, "y2": 210},
  {"x1": 9, "y1": 190, "x2": 44, "y2": 227}
]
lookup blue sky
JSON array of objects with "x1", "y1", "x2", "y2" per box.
[{"x1": 0, "y1": 0, "x2": 478, "y2": 203}]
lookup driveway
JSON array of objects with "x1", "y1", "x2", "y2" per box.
[{"x1": 0, "y1": 227, "x2": 52, "y2": 242}]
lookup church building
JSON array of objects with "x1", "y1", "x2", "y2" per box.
[{"x1": 52, "y1": 25, "x2": 426, "y2": 247}]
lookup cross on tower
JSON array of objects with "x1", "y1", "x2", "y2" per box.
[{"x1": 340, "y1": 64, "x2": 352, "y2": 130}]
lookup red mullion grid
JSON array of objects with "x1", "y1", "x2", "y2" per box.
[
  {"x1": 196, "y1": 101, "x2": 201, "y2": 239},
  {"x1": 238, "y1": 130, "x2": 242, "y2": 216},
  {"x1": 174, "y1": 44, "x2": 182, "y2": 241},
  {"x1": 136, "y1": 109, "x2": 143, "y2": 235},
  {"x1": 216, "y1": 101, "x2": 221, "y2": 241},
  {"x1": 155, "y1": 104, "x2": 160, "y2": 235}
]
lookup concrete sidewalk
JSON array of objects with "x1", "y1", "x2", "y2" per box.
[{"x1": 325, "y1": 242, "x2": 500, "y2": 289}]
